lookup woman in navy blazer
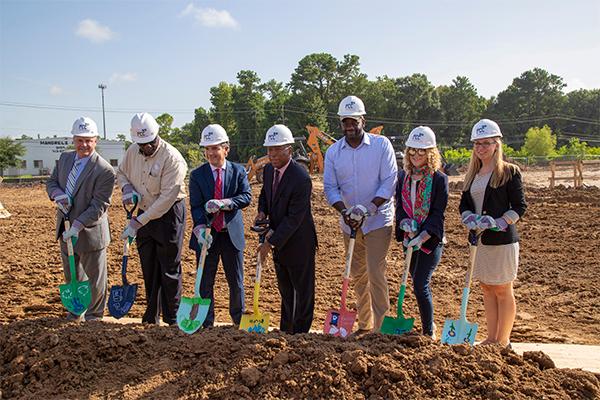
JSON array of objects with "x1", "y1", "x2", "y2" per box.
[
  {"x1": 395, "y1": 126, "x2": 448, "y2": 339},
  {"x1": 459, "y1": 119, "x2": 527, "y2": 347}
]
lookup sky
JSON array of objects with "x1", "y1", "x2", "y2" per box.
[{"x1": 1, "y1": 0, "x2": 599, "y2": 139}]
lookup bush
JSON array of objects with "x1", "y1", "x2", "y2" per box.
[
  {"x1": 443, "y1": 148, "x2": 472, "y2": 164},
  {"x1": 522, "y1": 125, "x2": 556, "y2": 157}
]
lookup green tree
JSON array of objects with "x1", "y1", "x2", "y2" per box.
[
  {"x1": 487, "y1": 68, "x2": 566, "y2": 146},
  {"x1": 155, "y1": 113, "x2": 174, "y2": 137},
  {"x1": 390, "y1": 73, "x2": 442, "y2": 135},
  {"x1": 0, "y1": 137, "x2": 26, "y2": 176},
  {"x1": 521, "y1": 125, "x2": 557, "y2": 157},
  {"x1": 231, "y1": 70, "x2": 265, "y2": 161},
  {"x1": 437, "y1": 76, "x2": 488, "y2": 147},
  {"x1": 209, "y1": 82, "x2": 236, "y2": 134}
]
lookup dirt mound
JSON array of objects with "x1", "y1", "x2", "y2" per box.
[{"x1": 2, "y1": 318, "x2": 598, "y2": 399}]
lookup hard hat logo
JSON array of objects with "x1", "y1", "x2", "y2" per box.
[
  {"x1": 268, "y1": 131, "x2": 279, "y2": 141},
  {"x1": 264, "y1": 124, "x2": 294, "y2": 147},
  {"x1": 79, "y1": 123, "x2": 89, "y2": 130},
  {"x1": 476, "y1": 125, "x2": 487, "y2": 135},
  {"x1": 406, "y1": 126, "x2": 436, "y2": 149},
  {"x1": 204, "y1": 131, "x2": 214, "y2": 140},
  {"x1": 412, "y1": 132, "x2": 424, "y2": 140},
  {"x1": 200, "y1": 124, "x2": 229, "y2": 146},
  {"x1": 470, "y1": 119, "x2": 502, "y2": 142},
  {"x1": 345, "y1": 101, "x2": 356, "y2": 110}
]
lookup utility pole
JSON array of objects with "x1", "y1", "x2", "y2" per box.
[{"x1": 98, "y1": 83, "x2": 107, "y2": 140}]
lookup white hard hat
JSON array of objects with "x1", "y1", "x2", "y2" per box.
[
  {"x1": 200, "y1": 124, "x2": 229, "y2": 146},
  {"x1": 338, "y1": 95, "x2": 366, "y2": 119},
  {"x1": 130, "y1": 112, "x2": 159, "y2": 144},
  {"x1": 406, "y1": 126, "x2": 437, "y2": 149},
  {"x1": 263, "y1": 124, "x2": 295, "y2": 147},
  {"x1": 71, "y1": 117, "x2": 98, "y2": 137},
  {"x1": 471, "y1": 119, "x2": 502, "y2": 142}
]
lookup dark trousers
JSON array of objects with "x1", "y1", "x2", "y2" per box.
[
  {"x1": 409, "y1": 243, "x2": 443, "y2": 335},
  {"x1": 136, "y1": 200, "x2": 185, "y2": 325},
  {"x1": 195, "y1": 230, "x2": 245, "y2": 327},
  {"x1": 273, "y1": 246, "x2": 316, "y2": 334}
]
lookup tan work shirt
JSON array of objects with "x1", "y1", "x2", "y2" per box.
[{"x1": 117, "y1": 138, "x2": 187, "y2": 226}]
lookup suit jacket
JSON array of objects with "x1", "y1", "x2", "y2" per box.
[
  {"x1": 459, "y1": 166, "x2": 527, "y2": 245},
  {"x1": 188, "y1": 160, "x2": 251, "y2": 251},
  {"x1": 258, "y1": 160, "x2": 317, "y2": 260},
  {"x1": 46, "y1": 151, "x2": 116, "y2": 252},
  {"x1": 395, "y1": 170, "x2": 448, "y2": 252}
]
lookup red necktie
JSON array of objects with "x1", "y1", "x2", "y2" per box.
[
  {"x1": 212, "y1": 168, "x2": 224, "y2": 232},
  {"x1": 271, "y1": 169, "x2": 280, "y2": 203}
]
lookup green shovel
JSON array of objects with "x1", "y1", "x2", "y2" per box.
[
  {"x1": 380, "y1": 246, "x2": 415, "y2": 335},
  {"x1": 59, "y1": 215, "x2": 91, "y2": 316}
]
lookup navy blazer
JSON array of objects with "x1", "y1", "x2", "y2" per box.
[
  {"x1": 188, "y1": 160, "x2": 251, "y2": 251},
  {"x1": 257, "y1": 160, "x2": 317, "y2": 259},
  {"x1": 459, "y1": 166, "x2": 526, "y2": 245},
  {"x1": 395, "y1": 170, "x2": 448, "y2": 252}
]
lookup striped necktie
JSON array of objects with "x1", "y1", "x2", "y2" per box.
[
  {"x1": 65, "y1": 159, "x2": 82, "y2": 197},
  {"x1": 212, "y1": 168, "x2": 224, "y2": 232}
]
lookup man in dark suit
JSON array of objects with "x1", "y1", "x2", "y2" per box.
[
  {"x1": 189, "y1": 124, "x2": 251, "y2": 327},
  {"x1": 256, "y1": 124, "x2": 317, "y2": 334},
  {"x1": 46, "y1": 116, "x2": 116, "y2": 321}
]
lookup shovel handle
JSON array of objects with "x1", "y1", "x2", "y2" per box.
[
  {"x1": 62, "y1": 218, "x2": 78, "y2": 285},
  {"x1": 396, "y1": 246, "x2": 413, "y2": 318},
  {"x1": 194, "y1": 213, "x2": 216, "y2": 297},
  {"x1": 458, "y1": 242, "x2": 478, "y2": 320},
  {"x1": 123, "y1": 196, "x2": 139, "y2": 220},
  {"x1": 340, "y1": 229, "x2": 357, "y2": 311}
]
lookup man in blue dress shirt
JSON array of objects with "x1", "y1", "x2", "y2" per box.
[{"x1": 324, "y1": 95, "x2": 398, "y2": 334}]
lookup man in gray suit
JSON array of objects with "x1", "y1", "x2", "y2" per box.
[{"x1": 47, "y1": 116, "x2": 116, "y2": 321}]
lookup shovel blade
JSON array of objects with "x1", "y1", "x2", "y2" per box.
[
  {"x1": 176, "y1": 296, "x2": 211, "y2": 334},
  {"x1": 239, "y1": 312, "x2": 270, "y2": 334},
  {"x1": 59, "y1": 281, "x2": 91, "y2": 316},
  {"x1": 380, "y1": 315, "x2": 415, "y2": 336},
  {"x1": 441, "y1": 318, "x2": 478, "y2": 345},
  {"x1": 107, "y1": 283, "x2": 138, "y2": 319},
  {"x1": 323, "y1": 308, "x2": 357, "y2": 338}
]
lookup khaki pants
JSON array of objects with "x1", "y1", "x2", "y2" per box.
[{"x1": 343, "y1": 225, "x2": 392, "y2": 330}]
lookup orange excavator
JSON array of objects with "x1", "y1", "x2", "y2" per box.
[{"x1": 305, "y1": 125, "x2": 384, "y2": 174}]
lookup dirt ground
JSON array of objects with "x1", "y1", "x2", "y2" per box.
[{"x1": 1, "y1": 168, "x2": 599, "y2": 399}]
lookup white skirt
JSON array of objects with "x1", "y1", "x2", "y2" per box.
[{"x1": 472, "y1": 241, "x2": 519, "y2": 285}]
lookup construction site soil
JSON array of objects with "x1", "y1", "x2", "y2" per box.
[{"x1": 1, "y1": 177, "x2": 599, "y2": 399}]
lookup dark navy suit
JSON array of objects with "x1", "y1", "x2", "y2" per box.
[
  {"x1": 188, "y1": 160, "x2": 251, "y2": 326},
  {"x1": 258, "y1": 160, "x2": 317, "y2": 334}
]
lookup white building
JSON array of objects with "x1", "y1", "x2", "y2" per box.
[{"x1": 4, "y1": 137, "x2": 125, "y2": 176}]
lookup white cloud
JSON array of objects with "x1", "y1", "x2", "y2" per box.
[
  {"x1": 109, "y1": 72, "x2": 137, "y2": 84},
  {"x1": 75, "y1": 19, "x2": 115, "y2": 43},
  {"x1": 564, "y1": 77, "x2": 588, "y2": 92},
  {"x1": 49, "y1": 85, "x2": 64, "y2": 95},
  {"x1": 180, "y1": 4, "x2": 239, "y2": 29}
]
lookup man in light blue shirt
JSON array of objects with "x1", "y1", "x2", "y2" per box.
[{"x1": 324, "y1": 95, "x2": 398, "y2": 334}]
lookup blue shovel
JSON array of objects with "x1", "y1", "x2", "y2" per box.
[
  {"x1": 441, "y1": 236, "x2": 479, "y2": 345},
  {"x1": 108, "y1": 197, "x2": 139, "y2": 318}
]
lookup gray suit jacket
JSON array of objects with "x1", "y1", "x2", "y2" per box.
[{"x1": 46, "y1": 151, "x2": 116, "y2": 252}]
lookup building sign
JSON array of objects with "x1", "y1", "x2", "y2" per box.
[{"x1": 40, "y1": 139, "x2": 70, "y2": 153}]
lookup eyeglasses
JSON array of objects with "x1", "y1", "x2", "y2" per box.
[
  {"x1": 473, "y1": 141, "x2": 496, "y2": 148},
  {"x1": 408, "y1": 148, "x2": 427, "y2": 156}
]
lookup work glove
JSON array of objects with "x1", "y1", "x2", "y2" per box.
[
  {"x1": 193, "y1": 225, "x2": 213, "y2": 251},
  {"x1": 52, "y1": 190, "x2": 71, "y2": 214},
  {"x1": 205, "y1": 199, "x2": 233, "y2": 214},
  {"x1": 461, "y1": 213, "x2": 480, "y2": 230},
  {"x1": 62, "y1": 220, "x2": 84, "y2": 243},
  {"x1": 399, "y1": 218, "x2": 418, "y2": 234},
  {"x1": 120, "y1": 217, "x2": 143, "y2": 240},
  {"x1": 406, "y1": 231, "x2": 430, "y2": 251},
  {"x1": 122, "y1": 184, "x2": 140, "y2": 206},
  {"x1": 479, "y1": 216, "x2": 509, "y2": 232}
]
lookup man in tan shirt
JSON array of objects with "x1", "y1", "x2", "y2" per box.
[{"x1": 117, "y1": 112, "x2": 188, "y2": 325}]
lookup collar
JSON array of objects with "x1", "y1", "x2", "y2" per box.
[
  {"x1": 340, "y1": 130, "x2": 370, "y2": 149},
  {"x1": 275, "y1": 158, "x2": 292, "y2": 175},
  {"x1": 210, "y1": 160, "x2": 227, "y2": 173}
]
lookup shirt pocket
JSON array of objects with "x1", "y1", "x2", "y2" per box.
[{"x1": 146, "y1": 162, "x2": 162, "y2": 195}]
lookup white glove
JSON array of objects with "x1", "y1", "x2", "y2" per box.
[
  {"x1": 62, "y1": 220, "x2": 83, "y2": 242},
  {"x1": 477, "y1": 215, "x2": 497, "y2": 230},
  {"x1": 346, "y1": 204, "x2": 372, "y2": 221},
  {"x1": 406, "y1": 231, "x2": 430, "y2": 250},
  {"x1": 193, "y1": 225, "x2": 213, "y2": 250},
  {"x1": 54, "y1": 193, "x2": 71, "y2": 215},
  {"x1": 205, "y1": 199, "x2": 233, "y2": 214},
  {"x1": 399, "y1": 218, "x2": 418, "y2": 234},
  {"x1": 120, "y1": 218, "x2": 143, "y2": 240},
  {"x1": 122, "y1": 184, "x2": 140, "y2": 206},
  {"x1": 461, "y1": 213, "x2": 480, "y2": 230}
]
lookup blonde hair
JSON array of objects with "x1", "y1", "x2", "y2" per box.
[
  {"x1": 463, "y1": 137, "x2": 520, "y2": 189},
  {"x1": 403, "y1": 147, "x2": 442, "y2": 175}
]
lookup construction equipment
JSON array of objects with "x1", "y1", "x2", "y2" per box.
[
  {"x1": 177, "y1": 214, "x2": 214, "y2": 334},
  {"x1": 239, "y1": 220, "x2": 271, "y2": 333},
  {"x1": 305, "y1": 125, "x2": 383, "y2": 174},
  {"x1": 380, "y1": 246, "x2": 415, "y2": 335},
  {"x1": 107, "y1": 198, "x2": 139, "y2": 319},
  {"x1": 441, "y1": 234, "x2": 479, "y2": 345},
  {"x1": 59, "y1": 216, "x2": 91, "y2": 316}
]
